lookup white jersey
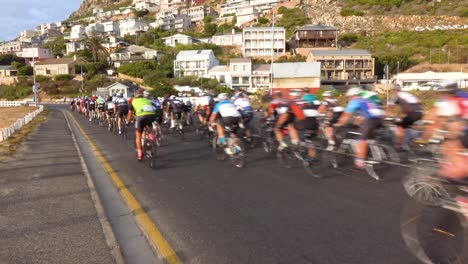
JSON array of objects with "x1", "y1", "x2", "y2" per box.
[
  {"x1": 197, "y1": 96, "x2": 211, "y2": 106},
  {"x1": 106, "y1": 101, "x2": 115, "y2": 109},
  {"x1": 213, "y1": 101, "x2": 241, "y2": 117},
  {"x1": 234, "y1": 98, "x2": 251, "y2": 108}
]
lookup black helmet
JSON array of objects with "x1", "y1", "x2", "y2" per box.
[{"x1": 106, "y1": 96, "x2": 112, "y2": 101}]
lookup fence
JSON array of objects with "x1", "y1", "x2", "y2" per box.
[
  {"x1": 0, "y1": 105, "x2": 44, "y2": 142},
  {"x1": 0, "y1": 101, "x2": 28, "y2": 107}
]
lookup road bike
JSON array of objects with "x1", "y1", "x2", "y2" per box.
[
  {"x1": 152, "y1": 121, "x2": 163, "y2": 147},
  {"x1": 212, "y1": 125, "x2": 246, "y2": 168},
  {"x1": 401, "y1": 157, "x2": 468, "y2": 264},
  {"x1": 260, "y1": 117, "x2": 277, "y2": 155},
  {"x1": 140, "y1": 125, "x2": 158, "y2": 169}
]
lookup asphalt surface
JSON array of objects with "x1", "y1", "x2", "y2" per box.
[
  {"x1": 0, "y1": 109, "x2": 114, "y2": 264},
  {"x1": 59, "y1": 104, "x2": 466, "y2": 263}
]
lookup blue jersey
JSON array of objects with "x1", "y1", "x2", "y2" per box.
[
  {"x1": 213, "y1": 100, "x2": 241, "y2": 118},
  {"x1": 345, "y1": 98, "x2": 384, "y2": 119},
  {"x1": 151, "y1": 98, "x2": 162, "y2": 109}
]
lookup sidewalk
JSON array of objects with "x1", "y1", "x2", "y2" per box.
[{"x1": 0, "y1": 109, "x2": 116, "y2": 264}]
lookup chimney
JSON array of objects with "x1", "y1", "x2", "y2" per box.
[
  {"x1": 232, "y1": 29, "x2": 235, "y2": 34},
  {"x1": 74, "y1": 55, "x2": 77, "y2": 61}
]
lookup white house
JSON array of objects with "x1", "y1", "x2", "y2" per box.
[
  {"x1": 174, "y1": 49, "x2": 220, "y2": 78},
  {"x1": 235, "y1": 6, "x2": 259, "y2": 27},
  {"x1": 85, "y1": 22, "x2": 105, "y2": 35},
  {"x1": 119, "y1": 18, "x2": 149, "y2": 37},
  {"x1": 66, "y1": 41, "x2": 86, "y2": 55},
  {"x1": 96, "y1": 82, "x2": 138, "y2": 98},
  {"x1": 157, "y1": 14, "x2": 191, "y2": 32},
  {"x1": 243, "y1": 26, "x2": 286, "y2": 58},
  {"x1": 160, "y1": 0, "x2": 189, "y2": 11},
  {"x1": 212, "y1": 30, "x2": 243, "y2": 46},
  {"x1": 135, "y1": 1, "x2": 159, "y2": 12},
  {"x1": 162, "y1": 33, "x2": 196, "y2": 47},
  {"x1": 70, "y1": 25, "x2": 86, "y2": 39},
  {"x1": 16, "y1": 48, "x2": 54, "y2": 65},
  {"x1": 180, "y1": 5, "x2": 209, "y2": 22},
  {"x1": 394, "y1": 71, "x2": 468, "y2": 90},
  {"x1": 208, "y1": 65, "x2": 232, "y2": 86},
  {"x1": 109, "y1": 45, "x2": 161, "y2": 68}
]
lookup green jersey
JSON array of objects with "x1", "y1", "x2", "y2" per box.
[
  {"x1": 130, "y1": 97, "x2": 155, "y2": 117},
  {"x1": 361, "y1": 91, "x2": 382, "y2": 106}
]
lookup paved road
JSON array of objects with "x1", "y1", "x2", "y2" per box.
[
  {"x1": 62, "y1": 104, "x2": 449, "y2": 264},
  {"x1": 0, "y1": 109, "x2": 115, "y2": 264}
]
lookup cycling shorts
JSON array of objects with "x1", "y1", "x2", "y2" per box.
[
  {"x1": 107, "y1": 109, "x2": 115, "y2": 116},
  {"x1": 97, "y1": 106, "x2": 105, "y2": 111},
  {"x1": 330, "y1": 111, "x2": 344, "y2": 126},
  {"x1": 360, "y1": 118, "x2": 382, "y2": 140},
  {"x1": 88, "y1": 105, "x2": 95, "y2": 111},
  {"x1": 294, "y1": 117, "x2": 318, "y2": 131},
  {"x1": 220, "y1": 116, "x2": 240, "y2": 132},
  {"x1": 135, "y1": 115, "x2": 156, "y2": 133},
  {"x1": 117, "y1": 106, "x2": 129, "y2": 118},
  {"x1": 398, "y1": 111, "x2": 423, "y2": 129}
]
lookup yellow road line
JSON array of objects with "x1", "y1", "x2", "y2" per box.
[{"x1": 67, "y1": 112, "x2": 182, "y2": 264}]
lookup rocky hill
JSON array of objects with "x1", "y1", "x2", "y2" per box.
[{"x1": 71, "y1": 0, "x2": 131, "y2": 18}]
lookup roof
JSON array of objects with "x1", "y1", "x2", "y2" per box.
[
  {"x1": 395, "y1": 71, "x2": 468, "y2": 80},
  {"x1": 0, "y1": 65, "x2": 17, "y2": 71},
  {"x1": 252, "y1": 64, "x2": 271, "y2": 72},
  {"x1": 176, "y1": 49, "x2": 215, "y2": 60},
  {"x1": 309, "y1": 49, "x2": 371, "y2": 56},
  {"x1": 162, "y1": 33, "x2": 192, "y2": 40},
  {"x1": 230, "y1": 58, "x2": 251, "y2": 63},
  {"x1": 192, "y1": 0, "x2": 207, "y2": 5},
  {"x1": 272, "y1": 62, "x2": 321, "y2": 78},
  {"x1": 35, "y1": 57, "x2": 86, "y2": 66},
  {"x1": 295, "y1": 24, "x2": 338, "y2": 31},
  {"x1": 127, "y1": 45, "x2": 157, "y2": 53},
  {"x1": 208, "y1": 65, "x2": 229, "y2": 73},
  {"x1": 244, "y1": 27, "x2": 285, "y2": 31}
]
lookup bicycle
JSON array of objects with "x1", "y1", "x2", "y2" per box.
[
  {"x1": 152, "y1": 121, "x2": 163, "y2": 147},
  {"x1": 212, "y1": 125, "x2": 246, "y2": 168},
  {"x1": 401, "y1": 157, "x2": 468, "y2": 264},
  {"x1": 329, "y1": 126, "x2": 401, "y2": 181},
  {"x1": 172, "y1": 114, "x2": 184, "y2": 138},
  {"x1": 195, "y1": 121, "x2": 215, "y2": 147},
  {"x1": 140, "y1": 125, "x2": 158, "y2": 169},
  {"x1": 276, "y1": 129, "x2": 329, "y2": 178},
  {"x1": 260, "y1": 118, "x2": 277, "y2": 155},
  {"x1": 121, "y1": 117, "x2": 128, "y2": 140}
]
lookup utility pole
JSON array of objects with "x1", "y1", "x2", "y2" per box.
[
  {"x1": 81, "y1": 64, "x2": 84, "y2": 96},
  {"x1": 397, "y1": 61, "x2": 400, "y2": 74},
  {"x1": 269, "y1": 11, "x2": 275, "y2": 95}
]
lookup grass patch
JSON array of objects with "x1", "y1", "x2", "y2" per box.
[{"x1": 0, "y1": 109, "x2": 49, "y2": 161}]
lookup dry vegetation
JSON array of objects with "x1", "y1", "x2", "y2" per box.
[{"x1": 0, "y1": 107, "x2": 39, "y2": 129}]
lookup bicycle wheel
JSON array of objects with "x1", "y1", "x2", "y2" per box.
[
  {"x1": 149, "y1": 139, "x2": 157, "y2": 169},
  {"x1": 212, "y1": 136, "x2": 227, "y2": 161},
  {"x1": 368, "y1": 143, "x2": 401, "y2": 180},
  {"x1": 231, "y1": 140, "x2": 246, "y2": 168},
  {"x1": 155, "y1": 125, "x2": 163, "y2": 147},
  {"x1": 277, "y1": 146, "x2": 296, "y2": 169},
  {"x1": 302, "y1": 140, "x2": 328, "y2": 178}
]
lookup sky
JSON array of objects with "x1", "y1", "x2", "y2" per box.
[{"x1": 0, "y1": 0, "x2": 83, "y2": 41}]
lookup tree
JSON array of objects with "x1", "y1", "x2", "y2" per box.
[
  {"x1": 17, "y1": 66, "x2": 33, "y2": 76},
  {"x1": 43, "y1": 36, "x2": 66, "y2": 57},
  {"x1": 84, "y1": 31, "x2": 108, "y2": 63},
  {"x1": 0, "y1": 54, "x2": 25, "y2": 66}
]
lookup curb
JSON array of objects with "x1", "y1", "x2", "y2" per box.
[
  {"x1": 63, "y1": 111, "x2": 125, "y2": 264},
  {"x1": 0, "y1": 105, "x2": 44, "y2": 142}
]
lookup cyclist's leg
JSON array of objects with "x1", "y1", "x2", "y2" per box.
[{"x1": 275, "y1": 113, "x2": 290, "y2": 147}]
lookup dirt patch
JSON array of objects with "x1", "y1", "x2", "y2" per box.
[
  {"x1": 405, "y1": 63, "x2": 468, "y2": 73},
  {"x1": 0, "y1": 107, "x2": 39, "y2": 129},
  {"x1": 0, "y1": 109, "x2": 49, "y2": 161}
]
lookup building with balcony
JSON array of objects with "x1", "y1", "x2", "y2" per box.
[
  {"x1": 162, "y1": 33, "x2": 197, "y2": 46},
  {"x1": 212, "y1": 30, "x2": 243, "y2": 46},
  {"x1": 228, "y1": 58, "x2": 270, "y2": 92},
  {"x1": 243, "y1": 27, "x2": 286, "y2": 58},
  {"x1": 157, "y1": 14, "x2": 191, "y2": 32},
  {"x1": 119, "y1": 18, "x2": 149, "y2": 37},
  {"x1": 0, "y1": 65, "x2": 18, "y2": 77},
  {"x1": 208, "y1": 65, "x2": 231, "y2": 86},
  {"x1": 70, "y1": 25, "x2": 86, "y2": 40},
  {"x1": 235, "y1": 6, "x2": 259, "y2": 27},
  {"x1": 66, "y1": 41, "x2": 86, "y2": 55},
  {"x1": 109, "y1": 45, "x2": 161, "y2": 68},
  {"x1": 306, "y1": 49, "x2": 376, "y2": 84},
  {"x1": 289, "y1": 24, "x2": 338, "y2": 56},
  {"x1": 174, "y1": 49, "x2": 219, "y2": 78},
  {"x1": 0, "y1": 41, "x2": 28, "y2": 54},
  {"x1": 160, "y1": 0, "x2": 190, "y2": 10},
  {"x1": 17, "y1": 48, "x2": 54, "y2": 66},
  {"x1": 135, "y1": 1, "x2": 159, "y2": 12}
]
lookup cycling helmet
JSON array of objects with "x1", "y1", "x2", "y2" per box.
[
  {"x1": 170, "y1": 95, "x2": 176, "y2": 99},
  {"x1": 323, "y1": 91, "x2": 333, "y2": 97},
  {"x1": 106, "y1": 96, "x2": 113, "y2": 101},
  {"x1": 302, "y1": 94, "x2": 317, "y2": 103},
  {"x1": 346, "y1": 87, "x2": 362, "y2": 96},
  {"x1": 117, "y1": 92, "x2": 123, "y2": 98},
  {"x1": 218, "y1": 93, "x2": 229, "y2": 100},
  {"x1": 143, "y1": 90, "x2": 150, "y2": 98},
  {"x1": 289, "y1": 89, "x2": 302, "y2": 97}
]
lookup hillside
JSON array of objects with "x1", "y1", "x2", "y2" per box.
[{"x1": 70, "y1": 0, "x2": 131, "y2": 18}]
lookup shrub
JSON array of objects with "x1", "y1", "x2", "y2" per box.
[
  {"x1": 35, "y1": 75, "x2": 51, "y2": 83},
  {"x1": 340, "y1": 8, "x2": 364, "y2": 16},
  {"x1": 258, "y1": 17, "x2": 269, "y2": 24},
  {"x1": 85, "y1": 62, "x2": 106, "y2": 76},
  {"x1": 54, "y1": 74, "x2": 74, "y2": 81},
  {"x1": 18, "y1": 66, "x2": 33, "y2": 76}
]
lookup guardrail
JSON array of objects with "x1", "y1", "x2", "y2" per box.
[{"x1": 0, "y1": 105, "x2": 44, "y2": 142}]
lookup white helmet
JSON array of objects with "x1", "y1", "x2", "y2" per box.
[
  {"x1": 346, "y1": 87, "x2": 362, "y2": 96},
  {"x1": 323, "y1": 91, "x2": 333, "y2": 97},
  {"x1": 217, "y1": 93, "x2": 229, "y2": 100},
  {"x1": 289, "y1": 89, "x2": 302, "y2": 97},
  {"x1": 143, "y1": 90, "x2": 150, "y2": 98},
  {"x1": 170, "y1": 95, "x2": 176, "y2": 99}
]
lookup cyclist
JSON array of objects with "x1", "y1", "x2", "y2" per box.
[
  {"x1": 105, "y1": 96, "x2": 116, "y2": 131},
  {"x1": 334, "y1": 87, "x2": 385, "y2": 168},
  {"x1": 115, "y1": 92, "x2": 129, "y2": 135},
  {"x1": 148, "y1": 92, "x2": 163, "y2": 125},
  {"x1": 386, "y1": 85, "x2": 423, "y2": 149},
  {"x1": 70, "y1": 98, "x2": 76, "y2": 111},
  {"x1": 360, "y1": 89, "x2": 383, "y2": 108},
  {"x1": 84, "y1": 96, "x2": 90, "y2": 117},
  {"x1": 127, "y1": 89, "x2": 157, "y2": 161},
  {"x1": 209, "y1": 93, "x2": 242, "y2": 146},
  {"x1": 275, "y1": 89, "x2": 320, "y2": 153},
  {"x1": 318, "y1": 91, "x2": 345, "y2": 149},
  {"x1": 195, "y1": 93, "x2": 213, "y2": 126},
  {"x1": 88, "y1": 96, "x2": 96, "y2": 121},
  {"x1": 264, "y1": 91, "x2": 287, "y2": 120},
  {"x1": 165, "y1": 95, "x2": 184, "y2": 129},
  {"x1": 231, "y1": 88, "x2": 248, "y2": 101},
  {"x1": 233, "y1": 92, "x2": 254, "y2": 142},
  {"x1": 182, "y1": 96, "x2": 193, "y2": 125},
  {"x1": 96, "y1": 96, "x2": 105, "y2": 121}
]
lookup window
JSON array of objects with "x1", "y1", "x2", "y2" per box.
[
  {"x1": 233, "y1": 65, "x2": 238, "y2": 71},
  {"x1": 243, "y1": 65, "x2": 247, "y2": 72}
]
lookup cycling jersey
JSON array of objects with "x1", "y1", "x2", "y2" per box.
[
  {"x1": 323, "y1": 98, "x2": 345, "y2": 113},
  {"x1": 268, "y1": 98, "x2": 288, "y2": 118},
  {"x1": 96, "y1": 99, "x2": 105, "y2": 109},
  {"x1": 360, "y1": 91, "x2": 382, "y2": 107},
  {"x1": 106, "y1": 101, "x2": 116, "y2": 113},
  {"x1": 169, "y1": 98, "x2": 184, "y2": 113},
  {"x1": 151, "y1": 98, "x2": 162, "y2": 109},
  {"x1": 88, "y1": 100, "x2": 96, "y2": 110},
  {"x1": 234, "y1": 98, "x2": 254, "y2": 113},
  {"x1": 231, "y1": 92, "x2": 248, "y2": 101},
  {"x1": 389, "y1": 92, "x2": 422, "y2": 114},
  {"x1": 213, "y1": 100, "x2": 241, "y2": 118},
  {"x1": 130, "y1": 97, "x2": 156, "y2": 117},
  {"x1": 345, "y1": 98, "x2": 384, "y2": 119},
  {"x1": 436, "y1": 95, "x2": 468, "y2": 120},
  {"x1": 115, "y1": 98, "x2": 128, "y2": 107}
]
